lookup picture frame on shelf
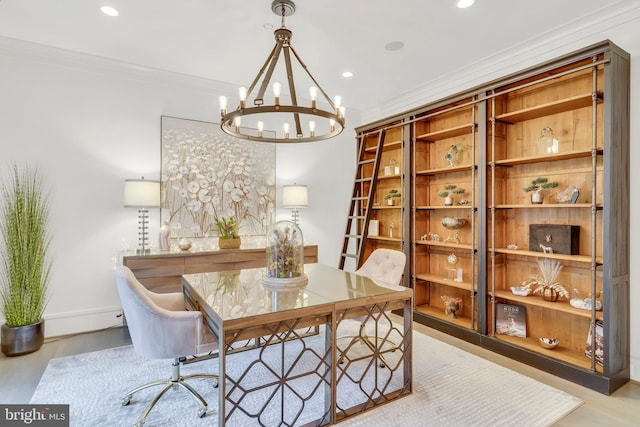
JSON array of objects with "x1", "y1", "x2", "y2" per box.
[{"x1": 495, "y1": 303, "x2": 527, "y2": 338}]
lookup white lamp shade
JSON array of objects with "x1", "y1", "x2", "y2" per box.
[
  {"x1": 282, "y1": 184, "x2": 308, "y2": 208},
  {"x1": 124, "y1": 179, "x2": 160, "y2": 208}
]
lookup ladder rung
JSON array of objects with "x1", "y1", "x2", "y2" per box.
[
  {"x1": 341, "y1": 253, "x2": 357, "y2": 259},
  {"x1": 355, "y1": 177, "x2": 373, "y2": 183},
  {"x1": 352, "y1": 196, "x2": 368, "y2": 201},
  {"x1": 348, "y1": 215, "x2": 366, "y2": 219},
  {"x1": 358, "y1": 159, "x2": 375, "y2": 165},
  {"x1": 344, "y1": 234, "x2": 362, "y2": 239}
]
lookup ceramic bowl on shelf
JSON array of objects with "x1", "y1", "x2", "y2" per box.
[
  {"x1": 441, "y1": 217, "x2": 466, "y2": 230},
  {"x1": 537, "y1": 337, "x2": 560, "y2": 349}
]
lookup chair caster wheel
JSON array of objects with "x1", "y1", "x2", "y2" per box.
[
  {"x1": 379, "y1": 363, "x2": 386, "y2": 368},
  {"x1": 134, "y1": 422, "x2": 143, "y2": 427},
  {"x1": 198, "y1": 407, "x2": 207, "y2": 418},
  {"x1": 213, "y1": 378, "x2": 219, "y2": 388},
  {"x1": 122, "y1": 396, "x2": 131, "y2": 406}
]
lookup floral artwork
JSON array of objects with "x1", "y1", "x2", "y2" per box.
[{"x1": 161, "y1": 116, "x2": 275, "y2": 238}]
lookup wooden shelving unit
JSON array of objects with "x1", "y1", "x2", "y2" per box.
[{"x1": 352, "y1": 41, "x2": 629, "y2": 394}]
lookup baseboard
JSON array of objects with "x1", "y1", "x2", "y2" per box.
[{"x1": 42, "y1": 306, "x2": 124, "y2": 338}]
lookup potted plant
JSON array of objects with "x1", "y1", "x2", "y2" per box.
[
  {"x1": 1, "y1": 164, "x2": 52, "y2": 356},
  {"x1": 214, "y1": 216, "x2": 241, "y2": 249},
  {"x1": 384, "y1": 189, "x2": 401, "y2": 206},
  {"x1": 523, "y1": 177, "x2": 558, "y2": 204},
  {"x1": 437, "y1": 185, "x2": 465, "y2": 206}
]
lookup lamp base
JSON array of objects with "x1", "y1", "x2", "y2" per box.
[{"x1": 136, "y1": 248, "x2": 151, "y2": 255}]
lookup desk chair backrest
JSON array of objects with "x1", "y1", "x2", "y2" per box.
[{"x1": 355, "y1": 248, "x2": 406, "y2": 286}]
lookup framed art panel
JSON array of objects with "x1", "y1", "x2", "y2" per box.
[{"x1": 161, "y1": 116, "x2": 276, "y2": 238}]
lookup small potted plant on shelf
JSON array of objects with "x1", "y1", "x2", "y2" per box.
[
  {"x1": 523, "y1": 177, "x2": 558, "y2": 204},
  {"x1": 384, "y1": 189, "x2": 401, "y2": 206},
  {"x1": 437, "y1": 185, "x2": 465, "y2": 206},
  {"x1": 214, "y1": 216, "x2": 241, "y2": 249}
]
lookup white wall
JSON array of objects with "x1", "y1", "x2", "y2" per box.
[
  {"x1": 360, "y1": 4, "x2": 640, "y2": 382},
  {"x1": 0, "y1": 37, "x2": 356, "y2": 339}
]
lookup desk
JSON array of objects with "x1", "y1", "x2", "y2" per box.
[
  {"x1": 182, "y1": 263, "x2": 413, "y2": 426},
  {"x1": 123, "y1": 244, "x2": 318, "y2": 293}
]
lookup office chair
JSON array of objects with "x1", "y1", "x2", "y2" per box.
[
  {"x1": 340, "y1": 248, "x2": 406, "y2": 366},
  {"x1": 115, "y1": 266, "x2": 218, "y2": 427}
]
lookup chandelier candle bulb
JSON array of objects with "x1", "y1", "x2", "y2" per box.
[
  {"x1": 234, "y1": 116, "x2": 241, "y2": 132},
  {"x1": 273, "y1": 82, "x2": 281, "y2": 106},
  {"x1": 284, "y1": 122, "x2": 289, "y2": 138},
  {"x1": 238, "y1": 86, "x2": 247, "y2": 108},
  {"x1": 330, "y1": 119, "x2": 335, "y2": 132},
  {"x1": 219, "y1": 96, "x2": 227, "y2": 116},
  {"x1": 257, "y1": 121, "x2": 264, "y2": 137},
  {"x1": 309, "y1": 121, "x2": 315, "y2": 137},
  {"x1": 309, "y1": 86, "x2": 317, "y2": 109}
]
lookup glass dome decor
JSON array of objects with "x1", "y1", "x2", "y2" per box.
[{"x1": 263, "y1": 220, "x2": 308, "y2": 287}]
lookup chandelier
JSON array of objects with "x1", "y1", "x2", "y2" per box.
[{"x1": 218, "y1": 0, "x2": 345, "y2": 143}]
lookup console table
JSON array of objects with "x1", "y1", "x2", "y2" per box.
[{"x1": 122, "y1": 244, "x2": 318, "y2": 293}]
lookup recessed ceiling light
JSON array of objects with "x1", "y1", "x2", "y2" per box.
[
  {"x1": 384, "y1": 41, "x2": 404, "y2": 52},
  {"x1": 342, "y1": 71, "x2": 353, "y2": 78},
  {"x1": 101, "y1": 6, "x2": 119, "y2": 17},
  {"x1": 457, "y1": 0, "x2": 475, "y2": 8},
  {"x1": 263, "y1": 22, "x2": 274, "y2": 30}
]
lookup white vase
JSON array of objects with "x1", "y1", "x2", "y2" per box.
[
  {"x1": 387, "y1": 198, "x2": 394, "y2": 206},
  {"x1": 531, "y1": 191, "x2": 543, "y2": 204},
  {"x1": 444, "y1": 196, "x2": 453, "y2": 206},
  {"x1": 158, "y1": 221, "x2": 171, "y2": 251}
]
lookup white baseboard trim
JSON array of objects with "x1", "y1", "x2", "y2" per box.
[{"x1": 42, "y1": 306, "x2": 124, "y2": 338}]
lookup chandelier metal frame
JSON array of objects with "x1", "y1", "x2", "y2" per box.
[{"x1": 219, "y1": 0, "x2": 345, "y2": 143}]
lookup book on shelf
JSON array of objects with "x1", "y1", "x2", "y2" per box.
[
  {"x1": 496, "y1": 303, "x2": 527, "y2": 337},
  {"x1": 585, "y1": 319, "x2": 604, "y2": 366}
]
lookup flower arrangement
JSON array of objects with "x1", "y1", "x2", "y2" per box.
[
  {"x1": 214, "y1": 216, "x2": 239, "y2": 239},
  {"x1": 266, "y1": 222, "x2": 304, "y2": 280}
]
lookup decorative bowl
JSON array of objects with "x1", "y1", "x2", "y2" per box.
[
  {"x1": 441, "y1": 217, "x2": 466, "y2": 230},
  {"x1": 510, "y1": 286, "x2": 531, "y2": 296},
  {"x1": 537, "y1": 337, "x2": 560, "y2": 349}
]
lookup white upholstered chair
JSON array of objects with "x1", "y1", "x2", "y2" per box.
[
  {"x1": 115, "y1": 266, "x2": 218, "y2": 427},
  {"x1": 341, "y1": 248, "x2": 406, "y2": 365}
]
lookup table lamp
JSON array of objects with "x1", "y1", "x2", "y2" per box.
[
  {"x1": 124, "y1": 177, "x2": 160, "y2": 254},
  {"x1": 282, "y1": 184, "x2": 308, "y2": 225}
]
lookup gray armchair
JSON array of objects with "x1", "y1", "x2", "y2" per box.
[{"x1": 115, "y1": 266, "x2": 218, "y2": 427}]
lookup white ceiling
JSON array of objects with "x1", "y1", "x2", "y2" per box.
[{"x1": 0, "y1": 0, "x2": 631, "y2": 112}]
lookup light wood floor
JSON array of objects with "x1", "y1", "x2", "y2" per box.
[{"x1": 1, "y1": 321, "x2": 638, "y2": 425}]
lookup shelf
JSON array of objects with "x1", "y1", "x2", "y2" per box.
[
  {"x1": 415, "y1": 123, "x2": 476, "y2": 142},
  {"x1": 493, "y1": 203, "x2": 601, "y2": 210},
  {"x1": 365, "y1": 139, "x2": 402, "y2": 152},
  {"x1": 415, "y1": 304, "x2": 474, "y2": 329},
  {"x1": 415, "y1": 164, "x2": 476, "y2": 175},
  {"x1": 377, "y1": 174, "x2": 403, "y2": 181},
  {"x1": 415, "y1": 205, "x2": 476, "y2": 210},
  {"x1": 492, "y1": 148, "x2": 603, "y2": 167},
  {"x1": 372, "y1": 205, "x2": 403, "y2": 210},
  {"x1": 495, "y1": 92, "x2": 603, "y2": 124},
  {"x1": 415, "y1": 273, "x2": 474, "y2": 291},
  {"x1": 416, "y1": 241, "x2": 475, "y2": 251},
  {"x1": 491, "y1": 248, "x2": 602, "y2": 265},
  {"x1": 490, "y1": 334, "x2": 603, "y2": 373},
  {"x1": 492, "y1": 290, "x2": 604, "y2": 320},
  {"x1": 367, "y1": 236, "x2": 402, "y2": 243}
]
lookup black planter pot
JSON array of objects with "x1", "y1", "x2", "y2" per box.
[{"x1": 1, "y1": 319, "x2": 45, "y2": 357}]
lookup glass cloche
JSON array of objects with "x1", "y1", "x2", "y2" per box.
[{"x1": 263, "y1": 220, "x2": 308, "y2": 287}]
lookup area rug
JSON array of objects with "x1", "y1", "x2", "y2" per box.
[{"x1": 30, "y1": 323, "x2": 582, "y2": 426}]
